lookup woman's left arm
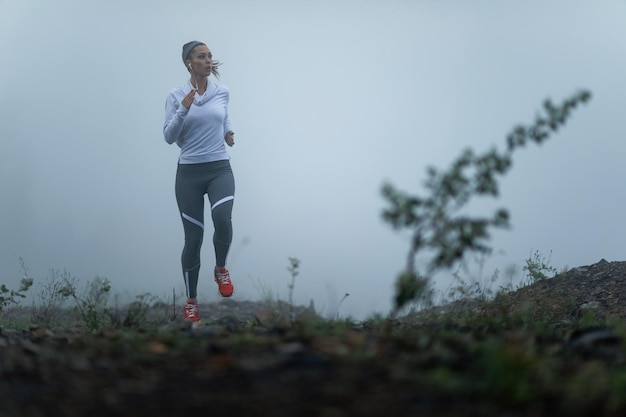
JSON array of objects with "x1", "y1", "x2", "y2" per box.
[
  {"x1": 223, "y1": 90, "x2": 234, "y2": 147},
  {"x1": 225, "y1": 130, "x2": 235, "y2": 147}
]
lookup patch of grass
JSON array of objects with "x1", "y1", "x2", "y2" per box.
[
  {"x1": 523, "y1": 249, "x2": 559, "y2": 283},
  {"x1": 59, "y1": 275, "x2": 113, "y2": 331},
  {"x1": 31, "y1": 268, "x2": 74, "y2": 327}
]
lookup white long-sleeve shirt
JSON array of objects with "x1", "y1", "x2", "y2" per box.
[{"x1": 163, "y1": 80, "x2": 232, "y2": 164}]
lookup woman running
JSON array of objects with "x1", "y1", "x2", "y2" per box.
[{"x1": 163, "y1": 41, "x2": 236, "y2": 322}]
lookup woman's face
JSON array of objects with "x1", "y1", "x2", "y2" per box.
[{"x1": 187, "y1": 45, "x2": 214, "y2": 77}]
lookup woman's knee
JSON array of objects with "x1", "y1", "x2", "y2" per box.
[{"x1": 211, "y1": 200, "x2": 233, "y2": 224}]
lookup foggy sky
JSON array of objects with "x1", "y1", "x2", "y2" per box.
[{"x1": 1, "y1": 0, "x2": 625, "y2": 319}]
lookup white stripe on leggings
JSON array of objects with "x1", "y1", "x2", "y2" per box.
[
  {"x1": 211, "y1": 195, "x2": 234, "y2": 210},
  {"x1": 184, "y1": 271, "x2": 190, "y2": 298},
  {"x1": 181, "y1": 212, "x2": 204, "y2": 230}
]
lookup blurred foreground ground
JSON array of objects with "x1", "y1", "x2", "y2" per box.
[{"x1": 2, "y1": 259, "x2": 626, "y2": 416}]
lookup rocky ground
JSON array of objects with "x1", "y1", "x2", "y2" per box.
[
  {"x1": 2, "y1": 259, "x2": 626, "y2": 416},
  {"x1": 419, "y1": 258, "x2": 626, "y2": 324}
]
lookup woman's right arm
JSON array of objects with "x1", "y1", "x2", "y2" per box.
[
  {"x1": 164, "y1": 89, "x2": 197, "y2": 144},
  {"x1": 163, "y1": 94, "x2": 189, "y2": 144}
]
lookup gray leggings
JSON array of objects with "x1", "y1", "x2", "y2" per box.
[{"x1": 175, "y1": 160, "x2": 234, "y2": 299}]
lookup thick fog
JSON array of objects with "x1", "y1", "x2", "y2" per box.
[{"x1": 1, "y1": 0, "x2": 625, "y2": 319}]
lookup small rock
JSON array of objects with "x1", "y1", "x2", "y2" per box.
[
  {"x1": 255, "y1": 308, "x2": 288, "y2": 328},
  {"x1": 566, "y1": 327, "x2": 621, "y2": 353},
  {"x1": 580, "y1": 301, "x2": 601, "y2": 311},
  {"x1": 568, "y1": 267, "x2": 587, "y2": 277},
  {"x1": 278, "y1": 342, "x2": 306, "y2": 355},
  {"x1": 31, "y1": 327, "x2": 54, "y2": 339},
  {"x1": 20, "y1": 339, "x2": 41, "y2": 354},
  {"x1": 147, "y1": 341, "x2": 169, "y2": 354}
]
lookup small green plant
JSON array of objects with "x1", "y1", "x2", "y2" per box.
[
  {"x1": 170, "y1": 287, "x2": 179, "y2": 320},
  {"x1": 440, "y1": 253, "x2": 503, "y2": 305},
  {"x1": 31, "y1": 268, "x2": 72, "y2": 327},
  {"x1": 0, "y1": 258, "x2": 33, "y2": 313},
  {"x1": 335, "y1": 292, "x2": 350, "y2": 320},
  {"x1": 393, "y1": 270, "x2": 434, "y2": 317},
  {"x1": 110, "y1": 292, "x2": 160, "y2": 329},
  {"x1": 59, "y1": 275, "x2": 112, "y2": 331},
  {"x1": 0, "y1": 279, "x2": 33, "y2": 313},
  {"x1": 287, "y1": 257, "x2": 300, "y2": 321},
  {"x1": 251, "y1": 276, "x2": 278, "y2": 304},
  {"x1": 382, "y1": 90, "x2": 591, "y2": 311},
  {"x1": 444, "y1": 267, "x2": 499, "y2": 303},
  {"x1": 522, "y1": 249, "x2": 558, "y2": 283}
]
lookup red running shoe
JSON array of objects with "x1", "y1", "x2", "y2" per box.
[
  {"x1": 183, "y1": 301, "x2": 199, "y2": 322},
  {"x1": 214, "y1": 267, "x2": 234, "y2": 297}
]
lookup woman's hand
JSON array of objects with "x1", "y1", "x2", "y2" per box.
[
  {"x1": 181, "y1": 89, "x2": 196, "y2": 110},
  {"x1": 225, "y1": 130, "x2": 235, "y2": 147}
]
